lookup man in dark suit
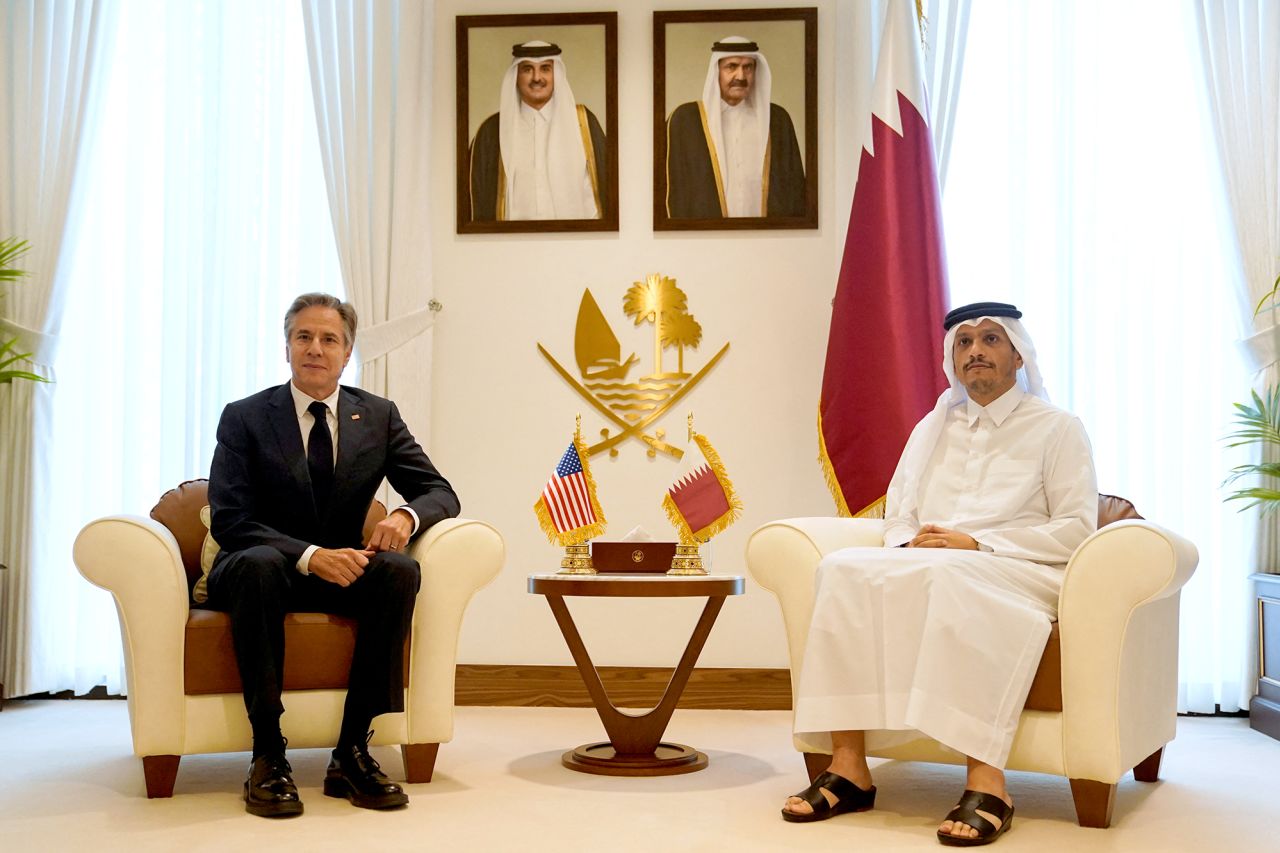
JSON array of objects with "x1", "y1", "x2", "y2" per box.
[{"x1": 206, "y1": 292, "x2": 459, "y2": 818}]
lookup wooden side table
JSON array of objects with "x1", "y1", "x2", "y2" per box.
[{"x1": 527, "y1": 573, "x2": 744, "y2": 776}]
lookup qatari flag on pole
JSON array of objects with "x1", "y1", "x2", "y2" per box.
[{"x1": 817, "y1": 0, "x2": 950, "y2": 517}]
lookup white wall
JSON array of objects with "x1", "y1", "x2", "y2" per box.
[{"x1": 430, "y1": 0, "x2": 877, "y2": 668}]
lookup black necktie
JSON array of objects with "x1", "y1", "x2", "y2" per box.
[{"x1": 307, "y1": 400, "x2": 334, "y2": 510}]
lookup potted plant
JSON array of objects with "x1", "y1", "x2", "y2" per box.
[
  {"x1": 1225, "y1": 269, "x2": 1280, "y2": 741},
  {"x1": 0, "y1": 238, "x2": 47, "y2": 385}
]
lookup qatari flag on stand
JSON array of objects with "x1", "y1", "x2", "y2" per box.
[
  {"x1": 662, "y1": 426, "x2": 742, "y2": 544},
  {"x1": 817, "y1": 0, "x2": 950, "y2": 517}
]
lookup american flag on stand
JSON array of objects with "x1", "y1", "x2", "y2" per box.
[{"x1": 534, "y1": 425, "x2": 606, "y2": 545}]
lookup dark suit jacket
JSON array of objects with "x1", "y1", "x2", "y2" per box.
[{"x1": 208, "y1": 383, "x2": 459, "y2": 567}]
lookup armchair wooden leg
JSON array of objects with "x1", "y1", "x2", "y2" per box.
[
  {"x1": 401, "y1": 742, "x2": 439, "y2": 783},
  {"x1": 1068, "y1": 778, "x2": 1115, "y2": 828},
  {"x1": 142, "y1": 755, "x2": 180, "y2": 798},
  {"x1": 803, "y1": 752, "x2": 832, "y2": 783},
  {"x1": 1133, "y1": 747, "x2": 1163, "y2": 782}
]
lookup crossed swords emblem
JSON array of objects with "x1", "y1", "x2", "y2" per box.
[{"x1": 538, "y1": 276, "x2": 729, "y2": 459}]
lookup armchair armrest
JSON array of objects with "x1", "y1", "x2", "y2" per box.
[
  {"x1": 1057, "y1": 519, "x2": 1200, "y2": 781},
  {"x1": 72, "y1": 515, "x2": 191, "y2": 756},
  {"x1": 403, "y1": 517, "x2": 505, "y2": 743},
  {"x1": 745, "y1": 517, "x2": 886, "y2": 688}
]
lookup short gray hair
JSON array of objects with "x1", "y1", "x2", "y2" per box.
[{"x1": 283, "y1": 293, "x2": 358, "y2": 348}]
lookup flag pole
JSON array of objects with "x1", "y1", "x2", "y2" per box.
[
  {"x1": 558, "y1": 415, "x2": 597, "y2": 574},
  {"x1": 667, "y1": 411, "x2": 708, "y2": 576}
]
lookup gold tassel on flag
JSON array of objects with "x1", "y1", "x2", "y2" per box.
[{"x1": 817, "y1": 410, "x2": 888, "y2": 519}]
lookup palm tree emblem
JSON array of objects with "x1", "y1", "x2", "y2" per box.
[
  {"x1": 538, "y1": 273, "x2": 730, "y2": 458},
  {"x1": 623, "y1": 273, "x2": 687, "y2": 377},
  {"x1": 662, "y1": 310, "x2": 702, "y2": 376}
]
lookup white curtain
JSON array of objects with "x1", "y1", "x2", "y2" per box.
[
  {"x1": 20, "y1": 0, "x2": 342, "y2": 696},
  {"x1": 921, "y1": 0, "x2": 972, "y2": 187},
  {"x1": 1194, "y1": 2, "x2": 1280, "y2": 591},
  {"x1": 300, "y1": 0, "x2": 438, "y2": 456},
  {"x1": 0, "y1": 0, "x2": 115, "y2": 698},
  {"x1": 943, "y1": 0, "x2": 1253, "y2": 712}
]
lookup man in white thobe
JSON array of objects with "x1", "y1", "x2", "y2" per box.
[
  {"x1": 782, "y1": 302, "x2": 1097, "y2": 846},
  {"x1": 467, "y1": 40, "x2": 606, "y2": 221},
  {"x1": 665, "y1": 36, "x2": 805, "y2": 219}
]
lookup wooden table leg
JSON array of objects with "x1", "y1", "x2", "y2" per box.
[{"x1": 544, "y1": 593, "x2": 726, "y2": 776}]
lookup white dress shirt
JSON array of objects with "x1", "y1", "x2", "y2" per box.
[
  {"x1": 288, "y1": 383, "x2": 419, "y2": 575},
  {"x1": 884, "y1": 386, "x2": 1098, "y2": 567},
  {"x1": 507, "y1": 102, "x2": 555, "y2": 219},
  {"x1": 720, "y1": 100, "x2": 763, "y2": 217}
]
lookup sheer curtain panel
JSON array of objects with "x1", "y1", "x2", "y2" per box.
[
  {"x1": 1194, "y1": 1, "x2": 1280, "y2": 589},
  {"x1": 943, "y1": 0, "x2": 1252, "y2": 712},
  {"x1": 27, "y1": 0, "x2": 342, "y2": 696},
  {"x1": 0, "y1": 0, "x2": 114, "y2": 698},
  {"x1": 921, "y1": 0, "x2": 972, "y2": 188},
  {"x1": 301, "y1": 0, "x2": 438, "y2": 460}
]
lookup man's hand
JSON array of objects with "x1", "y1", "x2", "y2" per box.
[
  {"x1": 309, "y1": 547, "x2": 373, "y2": 586},
  {"x1": 908, "y1": 524, "x2": 979, "y2": 550},
  {"x1": 366, "y1": 508, "x2": 414, "y2": 554}
]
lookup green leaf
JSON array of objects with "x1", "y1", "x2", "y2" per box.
[
  {"x1": 1225, "y1": 487, "x2": 1280, "y2": 513},
  {"x1": 0, "y1": 237, "x2": 31, "y2": 283},
  {"x1": 1225, "y1": 385, "x2": 1280, "y2": 447},
  {"x1": 0, "y1": 336, "x2": 49, "y2": 383},
  {"x1": 1254, "y1": 270, "x2": 1280, "y2": 317},
  {"x1": 1223, "y1": 462, "x2": 1280, "y2": 486}
]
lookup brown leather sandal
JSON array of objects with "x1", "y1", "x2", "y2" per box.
[
  {"x1": 937, "y1": 789, "x2": 1014, "y2": 846},
  {"x1": 781, "y1": 770, "x2": 876, "y2": 823}
]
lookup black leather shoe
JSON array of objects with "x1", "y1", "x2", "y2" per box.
[
  {"x1": 244, "y1": 752, "x2": 303, "y2": 818},
  {"x1": 324, "y1": 737, "x2": 409, "y2": 809}
]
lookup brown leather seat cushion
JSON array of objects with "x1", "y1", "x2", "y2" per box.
[
  {"x1": 150, "y1": 478, "x2": 389, "y2": 595},
  {"x1": 149, "y1": 478, "x2": 398, "y2": 695},
  {"x1": 184, "y1": 609, "x2": 409, "y2": 694},
  {"x1": 1024, "y1": 624, "x2": 1062, "y2": 712},
  {"x1": 1021, "y1": 493, "x2": 1144, "y2": 712}
]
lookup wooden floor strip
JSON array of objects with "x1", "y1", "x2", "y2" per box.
[{"x1": 455, "y1": 665, "x2": 792, "y2": 711}]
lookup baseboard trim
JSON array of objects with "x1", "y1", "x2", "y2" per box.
[
  {"x1": 455, "y1": 664, "x2": 793, "y2": 711},
  {"x1": 1250, "y1": 694, "x2": 1280, "y2": 741}
]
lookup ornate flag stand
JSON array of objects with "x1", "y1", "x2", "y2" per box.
[
  {"x1": 667, "y1": 543, "x2": 705, "y2": 576},
  {"x1": 559, "y1": 542, "x2": 595, "y2": 575}
]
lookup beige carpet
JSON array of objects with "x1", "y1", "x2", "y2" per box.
[{"x1": 0, "y1": 700, "x2": 1272, "y2": 852}]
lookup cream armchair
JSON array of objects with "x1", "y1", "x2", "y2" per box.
[
  {"x1": 745, "y1": 496, "x2": 1198, "y2": 828},
  {"x1": 73, "y1": 479, "x2": 504, "y2": 798}
]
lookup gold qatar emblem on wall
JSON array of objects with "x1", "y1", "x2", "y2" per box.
[{"x1": 538, "y1": 273, "x2": 729, "y2": 459}]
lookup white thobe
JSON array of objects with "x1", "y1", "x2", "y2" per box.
[
  {"x1": 792, "y1": 387, "x2": 1097, "y2": 767},
  {"x1": 505, "y1": 100, "x2": 597, "y2": 221},
  {"x1": 720, "y1": 101, "x2": 763, "y2": 217},
  {"x1": 506, "y1": 102, "x2": 556, "y2": 219}
]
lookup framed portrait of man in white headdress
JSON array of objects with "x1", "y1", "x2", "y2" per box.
[
  {"x1": 456, "y1": 13, "x2": 618, "y2": 234},
  {"x1": 654, "y1": 8, "x2": 817, "y2": 231}
]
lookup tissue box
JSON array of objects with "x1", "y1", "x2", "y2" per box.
[{"x1": 591, "y1": 541, "x2": 678, "y2": 573}]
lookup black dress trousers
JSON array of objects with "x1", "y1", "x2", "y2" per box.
[{"x1": 206, "y1": 545, "x2": 421, "y2": 726}]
